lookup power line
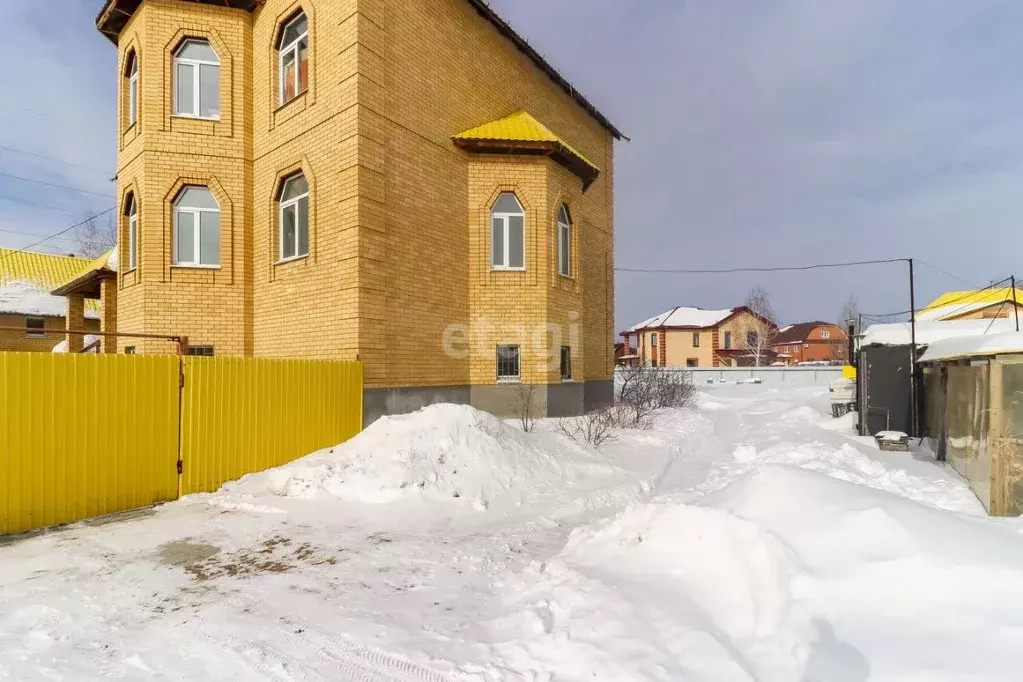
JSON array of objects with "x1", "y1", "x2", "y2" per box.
[
  {"x1": 0, "y1": 144, "x2": 111, "y2": 176},
  {"x1": 0, "y1": 171, "x2": 113, "y2": 198},
  {"x1": 0, "y1": 227, "x2": 77, "y2": 244},
  {"x1": 862, "y1": 276, "x2": 1013, "y2": 321},
  {"x1": 0, "y1": 207, "x2": 115, "y2": 271},
  {"x1": 918, "y1": 260, "x2": 981, "y2": 289},
  {"x1": 0, "y1": 193, "x2": 80, "y2": 217},
  {"x1": 614, "y1": 257, "x2": 908, "y2": 274},
  {"x1": 0, "y1": 99, "x2": 106, "y2": 137}
]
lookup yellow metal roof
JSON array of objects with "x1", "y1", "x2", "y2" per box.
[
  {"x1": 453, "y1": 111, "x2": 600, "y2": 176},
  {"x1": 0, "y1": 248, "x2": 95, "y2": 290},
  {"x1": 0, "y1": 248, "x2": 101, "y2": 315},
  {"x1": 918, "y1": 288, "x2": 1023, "y2": 321},
  {"x1": 52, "y1": 247, "x2": 117, "y2": 297}
]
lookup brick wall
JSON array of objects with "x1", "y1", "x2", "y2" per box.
[
  {"x1": 0, "y1": 315, "x2": 100, "y2": 353},
  {"x1": 109, "y1": 0, "x2": 616, "y2": 391}
]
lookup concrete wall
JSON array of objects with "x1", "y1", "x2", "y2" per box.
[{"x1": 626, "y1": 366, "x2": 845, "y2": 386}]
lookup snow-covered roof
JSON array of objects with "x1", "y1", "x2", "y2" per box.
[
  {"x1": 624, "y1": 306, "x2": 737, "y2": 333},
  {"x1": 0, "y1": 280, "x2": 100, "y2": 320},
  {"x1": 860, "y1": 319, "x2": 1019, "y2": 347},
  {"x1": 0, "y1": 248, "x2": 101, "y2": 319},
  {"x1": 918, "y1": 332, "x2": 1023, "y2": 363}
]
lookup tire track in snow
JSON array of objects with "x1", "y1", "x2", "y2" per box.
[{"x1": 196, "y1": 591, "x2": 454, "y2": 681}]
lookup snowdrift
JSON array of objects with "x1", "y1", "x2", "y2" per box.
[
  {"x1": 491, "y1": 464, "x2": 1023, "y2": 680},
  {"x1": 226, "y1": 404, "x2": 620, "y2": 509}
]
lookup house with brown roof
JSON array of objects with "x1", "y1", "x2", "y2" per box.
[
  {"x1": 621, "y1": 306, "x2": 778, "y2": 368},
  {"x1": 770, "y1": 321, "x2": 846, "y2": 365}
]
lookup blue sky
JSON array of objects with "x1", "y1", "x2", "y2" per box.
[{"x1": 3, "y1": 0, "x2": 1022, "y2": 329}]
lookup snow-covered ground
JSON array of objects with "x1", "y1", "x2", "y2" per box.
[{"x1": 3, "y1": 385, "x2": 1022, "y2": 681}]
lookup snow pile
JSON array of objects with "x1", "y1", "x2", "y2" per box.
[
  {"x1": 485, "y1": 464, "x2": 1023, "y2": 680},
  {"x1": 227, "y1": 404, "x2": 619, "y2": 509},
  {"x1": 0, "y1": 280, "x2": 101, "y2": 319}
]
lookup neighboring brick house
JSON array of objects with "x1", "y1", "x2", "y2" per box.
[
  {"x1": 770, "y1": 321, "x2": 846, "y2": 365},
  {"x1": 93, "y1": 0, "x2": 623, "y2": 422},
  {"x1": 0, "y1": 249, "x2": 102, "y2": 352},
  {"x1": 620, "y1": 306, "x2": 777, "y2": 368}
]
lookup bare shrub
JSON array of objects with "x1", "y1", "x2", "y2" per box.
[
  {"x1": 515, "y1": 383, "x2": 537, "y2": 432},
  {"x1": 614, "y1": 366, "x2": 696, "y2": 429},
  {"x1": 557, "y1": 407, "x2": 618, "y2": 447}
]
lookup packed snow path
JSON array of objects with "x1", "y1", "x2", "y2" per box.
[{"x1": 2, "y1": 385, "x2": 1020, "y2": 681}]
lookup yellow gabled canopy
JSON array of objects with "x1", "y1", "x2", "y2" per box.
[
  {"x1": 917, "y1": 288, "x2": 1023, "y2": 321},
  {"x1": 453, "y1": 111, "x2": 600, "y2": 189},
  {"x1": 51, "y1": 247, "x2": 117, "y2": 299}
]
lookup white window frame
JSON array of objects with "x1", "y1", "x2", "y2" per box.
[
  {"x1": 278, "y1": 173, "x2": 309, "y2": 262},
  {"x1": 821, "y1": 330, "x2": 831, "y2": 339},
  {"x1": 127, "y1": 51, "x2": 138, "y2": 126},
  {"x1": 127, "y1": 195, "x2": 138, "y2": 271},
  {"x1": 557, "y1": 205, "x2": 571, "y2": 277},
  {"x1": 491, "y1": 195, "x2": 525, "y2": 271},
  {"x1": 173, "y1": 39, "x2": 220, "y2": 120},
  {"x1": 278, "y1": 12, "x2": 309, "y2": 106},
  {"x1": 173, "y1": 188, "x2": 220, "y2": 268}
]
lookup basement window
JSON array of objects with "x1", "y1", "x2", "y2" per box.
[
  {"x1": 497, "y1": 344, "x2": 520, "y2": 382},
  {"x1": 25, "y1": 317, "x2": 45, "y2": 339},
  {"x1": 186, "y1": 345, "x2": 215, "y2": 357}
]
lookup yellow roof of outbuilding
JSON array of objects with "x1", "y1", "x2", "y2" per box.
[
  {"x1": 0, "y1": 248, "x2": 95, "y2": 290},
  {"x1": 453, "y1": 111, "x2": 601, "y2": 188},
  {"x1": 917, "y1": 288, "x2": 1023, "y2": 321},
  {"x1": 0, "y1": 248, "x2": 102, "y2": 316}
]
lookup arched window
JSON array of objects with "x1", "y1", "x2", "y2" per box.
[
  {"x1": 173, "y1": 186, "x2": 220, "y2": 267},
  {"x1": 126, "y1": 50, "x2": 139, "y2": 126},
  {"x1": 173, "y1": 39, "x2": 220, "y2": 119},
  {"x1": 491, "y1": 192, "x2": 524, "y2": 270},
  {"x1": 557, "y1": 204, "x2": 572, "y2": 277},
  {"x1": 279, "y1": 172, "x2": 309, "y2": 260},
  {"x1": 278, "y1": 12, "x2": 309, "y2": 105},
  {"x1": 126, "y1": 193, "x2": 138, "y2": 271}
]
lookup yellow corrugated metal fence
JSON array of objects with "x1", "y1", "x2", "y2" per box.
[
  {"x1": 0, "y1": 353, "x2": 362, "y2": 535},
  {"x1": 180, "y1": 357, "x2": 363, "y2": 494},
  {"x1": 0, "y1": 353, "x2": 179, "y2": 534}
]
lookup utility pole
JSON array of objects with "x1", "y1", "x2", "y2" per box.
[
  {"x1": 1013, "y1": 275, "x2": 1019, "y2": 333},
  {"x1": 909, "y1": 258, "x2": 918, "y2": 438}
]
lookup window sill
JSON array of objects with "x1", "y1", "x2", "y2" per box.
[
  {"x1": 171, "y1": 264, "x2": 221, "y2": 270},
  {"x1": 558, "y1": 272, "x2": 574, "y2": 280},
  {"x1": 497, "y1": 377, "x2": 521, "y2": 384},
  {"x1": 561, "y1": 378, "x2": 576, "y2": 383},
  {"x1": 172, "y1": 113, "x2": 221, "y2": 122},
  {"x1": 491, "y1": 267, "x2": 526, "y2": 273},
  {"x1": 274, "y1": 90, "x2": 308, "y2": 115},
  {"x1": 275, "y1": 254, "x2": 309, "y2": 266}
]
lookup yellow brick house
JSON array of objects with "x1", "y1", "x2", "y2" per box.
[{"x1": 94, "y1": 0, "x2": 623, "y2": 422}]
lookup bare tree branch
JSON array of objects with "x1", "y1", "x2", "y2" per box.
[{"x1": 74, "y1": 211, "x2": 117, "y2": 258}]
